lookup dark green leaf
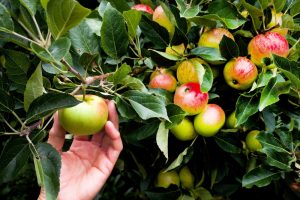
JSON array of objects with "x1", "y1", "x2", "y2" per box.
[
  {"x1": 165, "y1": 104, "x2": 187, "y2": 129},
  {"x1": 115, "y1": 96, "x2": 137, "y2": 120},
  {"x1": 156, "y1": 121, "x2": 169, "y2": 160},
  {"x1": 261, "y1": 148, "x2": 292, "y2": 171},
  {"x1": 26, "y1": 93, "x2": 81, "y2": 122},
  {"x1": 123, "y1": 9, "x2": 142, "y2": 38},
  {"x1": 145, "y1": 189, "x2": 181, "y2": 200},
  {"x1": 242, "y1": 167, "x2": 281, "y2": 188},
  {"x1": 241, "y1": 0, "x2": 263, "y2": 32},
  {"x1": 46, "y1": 0, "x2": 91, "y2": 38},
  {"x1": 262, "y1": 109, "x2": 276, "y2": 133},
  {"x1": 215, "y1": 135, "x2": 242, "y2": 154},
  {"x1": 165, "y1": 145, "x2": 192, "y2": 171},
  {"x1": 290, "y1": 0, "x2": 300, "y2": 17},
  {"x1": 190, "y1": 47, "x2": 226, "y2": 64},
  {"x1": 19, "y1": 0, "x2": 39, "y2": 15},
  {"x1": 119, "y1": 76, "x2": 147, "y2": 91},
  {"x1": 100, "y1": 4, "x2": 129, "y2": 59},
  {"x1": 0, "y1": 3, "x2": 14, "y2": 31},
  {"x1": 219, "y1": 35, "x2": 239, "y2": 59},
  {"x1": 108, "y1": 63, "x2": 132, "y2": 85},
  {"x1": 256, "y1": 132, "x2": 290, "y2": 154},
  {"x1": 125, "y1": 121, "x2": 159, "y2": 143},
  {"x1": 272, "y1": 0, "x2": 286, "y2": 12},
  {"x1": 0, "y1": 89, "x2": 14, "y2": 112},
  {"x1": 235, "y1": 94, "x2": 259, "y2": 126},
  {"x1": 106, "y1": 0, "x2": 130, "y2": 12}
]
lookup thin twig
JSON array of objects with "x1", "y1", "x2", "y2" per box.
[{"x1": 61, "y1": 59, "x2": 87, "y2": 84}]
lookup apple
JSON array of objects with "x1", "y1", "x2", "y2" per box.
[
  {"x1": 58, "y1": 95, "x2": 108, "y2": 136},
  {"x1": 165, "y1": 43, "x2": 185, "y2": 56},
  {"x1": 245, "y1": 130, "x2": 262, "y2": 152},
  {"x1": 194, "y1": 104, "x2": 225, "y2": 137},
  {"x1": 156, "y1": 170, "x2": 180, "y2": 188},
  {"x1": 248, "y1": 31, "x2": 289, "y2": 66},
  {"x1": 179, "y1": 166, "x2": 194, "y2": 189},
  {"x1": 131, "y1": 4, "x2": 153, "y2": 14},
  {"x1": 153, "y1": 5, "x2": 175, "y2": 36},
  {"x1": 170, "y1": 117, "x2": 197, "y2": 141},
  {"x1": 226, "y1": 111, "x2": 238, "y2": 129},
  {"x1": 148, "y1": 68, "x2": 177, "y2": 92},
  {"x1": 223, "y1": 57, "x2": 258, "y2": 90},
  {"x1": 198, "y1": 28, "x2": 235, "y2": 49},
  {"x1": 174, "y1": 82, "x2": 208, "y2": 115},
  {"x1": 176, "y1": 58, "x2": 209, "y2": 85}
]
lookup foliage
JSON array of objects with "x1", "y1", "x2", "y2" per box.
[{"x1": 0, "y1": 0, "x2": 300, "y2": 199}]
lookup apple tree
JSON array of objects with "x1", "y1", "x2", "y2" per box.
[{"x1": 0, "y1": 0, "x2": 300, "y2": 199}]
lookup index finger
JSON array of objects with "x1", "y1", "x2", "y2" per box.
[
  {"x1": 107, "y1": 100, "x2": 119, "y2": 130},
  {"x1": 48, "y1": 112, "x2": 66, "y2": 152}
]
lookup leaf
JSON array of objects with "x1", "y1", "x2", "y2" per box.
[
  {"x1": 123, "y1": 9, "x2": 141, "y2": 38},
  {"x1": 242, "y1": 167, "x2": 281, "y2": 188},
  {"x1": 272, "y1": 0, "x2": 286, "y2": 12},
  {"x1": 176, "y1": 0, "x2": 200, "y2": 18},
  {"x1": 36, "y1": 143, "x2": 61, "y2": 200},
  {"x1": 214, "y1": 135, "x2": 242, "y2": 154},
  {"x1": 190, "y1": 47, "x2": 226, "y2": 64},
  {"x1": 235, "y1": 94, "x2": 259, "y2": 126},
  {"x1": 31, "y1": 37, "x2": 71, "y2": 64},
  {"x1": 125, "y1": 121, "x2": 160, "y2": 142},
  {"x1": 19, "y1": 0, "x2": 39, "y2": 15},
  {"x1": 46, "y1": 0, "x2": 91, "y2": 39},
  {"x1": 100, "y1": 4, "x2": 129, "y2": 59},
  {"x1": 0, "y1": 3, "x2": 14, "y2": 30},
  {"x1": 26, "y1": 93, "x2": 81, "y2": 122},
  {"x1": 256, "y1": 131, "x2": 290, "y2": 154},
  {"x1": 165, "y1": 104, "x2": 187, "y2": 129},
  {"x1": 156, "y1": 121, "x2": 169, "y2": 160},
  {"x1": 149, "y1": 49, "x2": 182, "y2": 61},
  {"x1": 165, "y1": 145, "x2": 192, "y2": 171},
  {"x1": 262, "y1": 109, "x2": 276, "y2": 133},
  {"x1": 219, "y1": 35, "x2": 240, "y2": 59},
  {"x1": 115, "y1": 96, "x2": 137, "y2": 120},
  {"x1": 290, "y1": 0, "x2": 300, "y2": 17},
  {"x1": 122, "y1": 90, "x2": 169, "y2": 121},
  {"x1": 192, "y1": 59, "x2": 213, "y2": 92},
  {"x1": 241, "y1": 0, "x2": 263, "y2": 32},
  {"x1": 108, "y1": 63, "x2": 132, "y2": 85},
  {"x1": 261, "y1": 148, "x2": 292, "y2": 170},
  {"x1": 0, "y1": 89, "x2": 14, "y2": 112},
  {"x1": 119, "y1": 76, "x2": 147, "y2": 91},
  {"x1": 259, "y1": 76, "x2": 291, "y2": 111},
  {"x1": 24, "y1": 64, "x2": 44, "y2": 111},
  {"x1": 106, "y1": 0, "x2": 130, "y2": 12}
]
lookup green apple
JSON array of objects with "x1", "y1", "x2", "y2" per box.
[
  {"x1": 198, "y1": 28, "x2": 235, "y2": 49},
  {"x1": 58, "y1": 95, "x2": 108, "y2": 136},
  {"x1": 194, "y1": 104, "x2": 225, "y2": 137},
  {"x1": 156, "y1": 170, "x2": 180, "y2": 188},
  {"x1": 226, "y1": 111, "x2": 238, "y2": 129},
  {"x1": 153, "y1": 5, "x2": 175, "y2": 36},
  {"x1": 170, "y1": 117, "x2": 197, "y2": 141},
  {"x1": 245, "y1": 130, "x2": 262, "y2": 152},
  {"x1": 223, "y1": 57, "x2": 258, "y2": 90},
  {"x1": 148, "y1": 68, "x2": 177, "y2": 92},
  {"x1": 179, "y1": 166, "x2": 194, "y2": 189}
]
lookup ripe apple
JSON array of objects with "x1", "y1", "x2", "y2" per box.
[
  {"x1": 58, "y1": 95, "x2": 108, "y2": 135},
  {"x1": 170, "y1": 117, "x2": 197, "y2": 141},
  {"x1": 165, "y1": 43, "x2": 185, "y2": 56},
  {"x1": 198, "y1": 28, "x2": 235, "y2": 49},
  {"x1": 248, "y1": 31, "x2": 289, "y2": 66},
  {"x1": 226, "y1": 111, "x2": 238, "y2": 129},
  {"x1": 179, "y1": 166, "x2": 194, "y2": 189},
  {"x1": 223, "y1": 57, "x2": 258, "y2": 90},
  {"x1": 174, "y1": 82, "x2": 208, "y2": 115},
  {"x1": 176, "y1": 58, "x2": 209, "y2": 85},
  {"x1": 153, "y1": 5, "x2": 175, "y2": 36},
  {"x1": 245, "y1": 130, "x2": 262, "y2": 152},
  {"x1": 148, "y1": 68, "x2": 177, "y2": 92},
  {"x1": 131, "y1": 4, "x2": 153, "y2": 14},
  {"x1": 193, "y1": 104, "x2": 225, "y2": 137},
  {"x1": 156, "y1": 170, "x2": 180, "y2": 188}
]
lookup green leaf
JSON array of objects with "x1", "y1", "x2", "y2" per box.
[
  {"x1": 241, "y1": 0, "x2": 263, "y2": 32},
  {"x1": 36, "y1": 143, "x2": 61, "y2": 200},
  {"x1": 235, "y1": 94, "x2": 259, "y2": 126},
  {"x1": 100, "y1": 4, "x2": 129, "y2": 59},
  {"x1": 176, "y1": 0, "x2": 200, "y2": 18},
  {"x1": 256, "y1": 132, "x2": 290, "y2": 154},
  {"x1": 108, "y1": 63, "x2": 132, "y2": 85},
  {"x1": 219, "y1": 35, "x2": 240, "y2": 60},
  {"x1": 24, "y1": 64, "x2": 44, "y2": 111},
  {"x1": 192, "y1": 59, "x2": 213, "y2": 92},
  {"x1": 123, "y1": 9, "x2": 141, "y2": 38},
  {"x1": 0, "y1": 89, "x2": 14, "y2": 112},
  {"x1": 40, "y1": 0, "x2": 49, "y2": 9},
  {"x1": 26, "y1": 93, "x2": 81, "y2": 122},
  {"x1": 242, "y1": 167, "x2": 281, "y2": 188},
  {"x1": 165, "y1": 104, "x2": 187, "y2": 129},
  {"x1": 69, "y1": 19, "x2": 100, "y2": 56},
  {"x1": 290, "y1": 0, "x2": 300, "y2": 17},
  {"x1": 214, "y1": 135, "x2": 242, "y2": 154},
  {"x1": 261, "y1": 148, "x2": 292, "y2": 170},
  {"x1": 190, "y1": 47, "x2": 226, "y2": 64},
  {"x1": 46, "y1": 0, "x2": 91, "y2": 39},
  {"x1": 19, "y1": 0, "x2": 39, "y2": 15},
  {"x1": 156, "y1": 121, "x2": 169, "y2": 160},
  {"x1": 122, "y1": 90, "x2": 169, "y2": 121},
  {"x1": 262, "y1": 109, "x2": 275, "y2": 133},
  {"x1": 125, "y1": 121, "x2": 160, "y2": 142},
  {"x1": 166, "y1": 144, "x2": 194, "y2": 171},
  {"x1": 0, "y1": 3, "x2": 14, "y2": 30},
  {"x1": 119, "y1": 76, "x2": 147, "y2": 91},
  {"x1": 106, "y1": 0, "x2": 130, "y2": 12},
  {"x1": 149, "y1": 49, "x2": 182, "y2": 61},
  {"x1": 259, "y1": 76, "x2": 291, "y2": 111},
  {"x1": 115, "y1": 96, "x2": 137, "y2": 120},
  {"x1": 272, "y1": 0, "x2": 286, "y2": 12}
]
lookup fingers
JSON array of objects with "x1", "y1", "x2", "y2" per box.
[
  {"x1": 104, "y1": 121, "x2": 123, "y2": 152},
  {"x1": 48, "y1": 112, "x2": 66, "y2": 152},
  {"x1": 107, "y1": 101, "x2": 119, "y2": 130}
]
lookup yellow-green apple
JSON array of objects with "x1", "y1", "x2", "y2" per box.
[
  {"x1": 226, "y1": 111, "x2": 238, "y2": 129},
  {"x1": 148, "y1": 68, "x2": 177, "y2": 92},
  {"x1": 170, "y1": 117, "x2": 197, "y2": 141},
  {"x1": 165, "y1": 43, "x2": 185, "y2": 56},
  {"x1": 131, "y1": 4, "x2": 153, "y2": 14},
  {"x1": 248, "y1": 31, "x2": 289, "y2": 66},
  {"x1": 176, "y1": 58, "x2": 209, "y2": 85},
  {"x1": 223, "y1": 57, "x2": 258, "y2": 90},
  {"x1": 58, "y1": 95, "x2": 108, "y2": 136},
  {"x1": 153, "y1": 5, "x2": 175, "y2": 36},
  {"x1": 156, "y1": 170, "x2": 180, "y2": 188},
  {"x1": 179, "y1": 166, "x2": 194, "y2": 189},
  {"x1": 245, "y1": 130, "x2": 262, "y2": 152},
  {"x1": 194, "y1": 104, "x2": 225, "y2": 137},
  {"x1": 174, "y1": 82, "x2": 208, "y2": 115},
  {"x1": 198, "y1": 28, "x2": 235, "y2": 49}
]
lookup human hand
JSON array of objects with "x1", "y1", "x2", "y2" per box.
[{"x1": 38, "y1": 101, "x2": 123, "y2": 200}]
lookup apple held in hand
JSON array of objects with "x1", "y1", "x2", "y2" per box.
[
  {"x1": 245, "y1": 130, "x2": 262, "y2": 152},
  {"x1": 223, "y1": 57, "x2": 258, "y2": 90},
  {"x1": 153, "y1": 5, "x2": 175, "y2": 36},
  {"x1": 194, "y1": 104, "x2": 225, "y2": 137},
  {"x1": 156, "y1": 170, "x2": 180, "y2": 188},
  {"x1": 248, "y1": 32, "x2": 289, "y2": 66},
  {"x1": 58, "y1": 95, "x2": 108, "y2": 136},
  {"x1": 198, "y1": 28, "x2": 235, "y2": 49},
  {"x1": 170, "y1": 117, "x2": 197, "y2": 141},
  {"x1": 131, "y1": 4, "x2": 153, "y2": 14},
  {"x1": 174, "y1": 82, "x2": 208, "y2": 115},
  {"x1": 148, "y1": 68, "x2": 177, "y2": 92}
]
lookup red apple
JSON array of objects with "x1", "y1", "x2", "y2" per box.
[
  {"x1": 174, "y1": 82, "x2": 208, "y2": 115},
  {"x1": 223, "y1": 57, "x2": 258, "y2": 90},
  {"x1": 193, "y1": 104, "x2": 225, "y2": 137},
  {"x1": 248, "y1": 31, "x2": 289, "y2": 66},
  {"x1": 148, "y1": 68, "x2": 177, "y2": 92},
  {"x1": 198, "y1": 28, "x2": 235, "y2": 49},
  {"x1": 131, "y1": 4, "x2": 153, "y2": 14},
  {"x1": 58, "y1": 95, "x2": 108, "y2": 136},
  {"x1": 153, "y1": 5, "x2": 175, "y2": 36}
]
